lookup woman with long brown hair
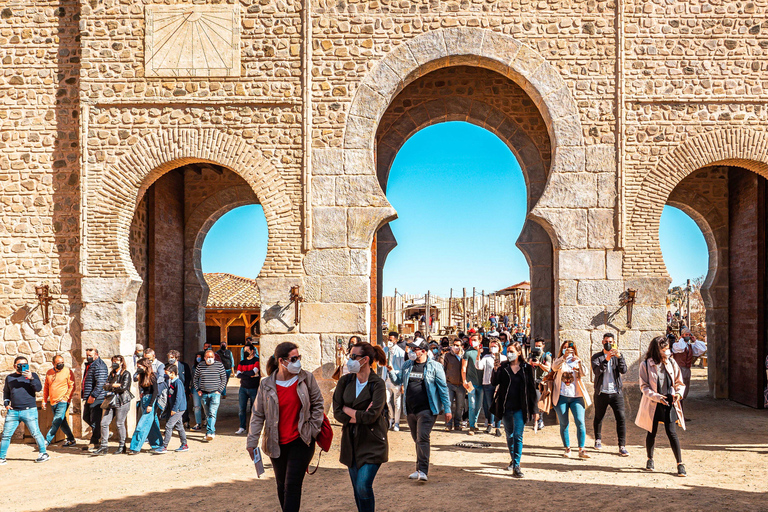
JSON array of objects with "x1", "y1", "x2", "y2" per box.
[
  {"x1": 636, "y1": 335, "x2": 687, "y2": 476},
  {"x1": 333, "y1": 342, "x2": 389, "y2": 511},
  {"x1": 551, "y1": 340, "x2": 592, "y2": 459},
  {"x1": 93, "y1": 355, "x2": 133, "y2": 455},
  {"x1": 247, "y1": 342, "x2": 324, "y2": 512},
  {"x1": 127, "y1": 357, "x2": 164, "y2": 455}
]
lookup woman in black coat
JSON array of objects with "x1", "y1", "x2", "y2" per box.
[
  {"x1": 333, "y1": 342, "x2": 389, "y2": 512},
  {"x1": 94, "y1": 355, "x2": 134, "y2": 455},
  {"x1": 491, "y1": 341, "x2": 539, "y2": 478}
]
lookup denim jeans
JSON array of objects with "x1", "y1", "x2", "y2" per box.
[
  {"x1": 130, "y1": 395, "x2": 163, "y2": 451},
  {"x1": 101, "y1": 402, "x2": 130, "y2": 448},
  {"x1": 554, "y1": 396, "x2": 586, "y2": 448},
  {"x1": 348, "y1": 462, "x2": 381, "y2": 512},
  {"x1": 222, "y1": 369, "x2": 232, "y2": 397},
  {"x1": 0, "y1": 408, "x2": 47, "y2": 459},
  {"x1": 446, "y1": 383, "x2": 466, "y2": 428},
  {"x1": 467, "y1": 385, "x2": 484, "y2": 428},
  {"x1": 45, "y1": 401, "x2": 75, "y2": 443},
  {"x1": 502, "y1": 408, "x2": 525, "y2": 466},
  {"x1": 192, "y1": 388, "x2": 203, "y2": 426},
  {"x1": 482, "y1": 384, "x2": 499, "y2": 428},
  {"x1": 238, "y1": 387, "x2": 259, "y2": 430},
  {"x1": 201, "y1": 392, "x2": 221, "y2": 435}
]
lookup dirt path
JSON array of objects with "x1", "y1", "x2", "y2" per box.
[{"x1": 2, "y1": 369, "x2": 767, "y2": 512}]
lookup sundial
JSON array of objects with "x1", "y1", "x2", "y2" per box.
[{"x1": 144, "y1": 4, "x2": 240, "y2": 78}]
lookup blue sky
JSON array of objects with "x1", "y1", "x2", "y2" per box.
[{"x1": 201, "y1": 122, "x2": 709, "y2": 291}]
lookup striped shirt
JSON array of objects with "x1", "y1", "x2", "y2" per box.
[{"x1": 194, "y1": 360, "x2": 227, "y2": 393}]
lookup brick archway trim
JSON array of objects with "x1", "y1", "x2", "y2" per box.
[
  {"x1": 89, "y1": 127, "x2": 294, "y2": 279},
  {"x1": 626, "y1": 127, "x2": 768, "y2": 277}
]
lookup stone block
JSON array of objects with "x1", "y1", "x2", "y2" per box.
[
  {"x1": 406, "y1": 30, "x2": 446, "y2": 66},
  {"x1": 313, "y1": 207, "x2": 347, "y2": 248},
  {"x1": 577, "y1": 280, "x2": 625, "y2": 306},
  {"x1": 304, "y1": 277, "x2": 321, "y2": 303},
  {"x1": 335, "y1": 176, "x2": 389, "y2": 207},
  {"x1": 545, "y1": 209, "x2": 587, "y2": 249},
  {"x1": 606, "y1": 251, "x2": 623, "y2": 280},
  {"x1": 537, "y1": 173, "x2": 597, "y2": 208},
  {"x1": 529, "y1": 65, "x2": 566, "y2": 99},
  {"x1": 320, "y1": 333, "x2": 340, "y2": 378},
  {"x1": 587, "y1": 209, "x2": 615, "y2": 249},
  {"x1": 344, "y1": 115, "x2": 376, "y2": 150},
  {"x1": 597, "y1": 173, "x2": 616, "y2": 208},
  {"x1": 558, "y1": 306, "x2": 607, "y2": 331},
  {"x1": 551, "y1": 146, "x2": 585, "y2": 174},
  {"x1": 443, "y1": 27, "x2": 484, "y2": 57},
  {"x1": 510, "y1": 43, "x2": 545, "y2": 79},
  {"x1": 361, "y1": 59, "x2": 402, "y2": 101},
  {"x1": 321, "y1": 276, "x2": 369, "y2": 303},
  {"x1": 348, "y1": 84, "x2": 389, "y2": 120},
  {"x1": 313, "y1": 148, "x2": 344, "y2": 175},
  {"x1": 479, "y1": 30, "x2": 521, "y2": 67},
  {"x1": 344, "y1": 149, "x2": 374, "y2": 175},
  {"x1": 552, "y1": 114, "x2": 584, "y2": 148},
  {"x1": 81, "y1": 302, "x2": 126, "y2": 332},
  {"x1": 350, "y1": 249, "x2": 371, "y2": 275},
  {"x1": 80, "y1": 330, "x2": 124, "y2": 357},
  {"x1": 4, "y1": 325, "x2": 20, "y2": 341},
  {"x1": 558, "y1": 250, "x2": 606, "y2": 280},
  {"x1": 559, "y1": 280, "x2": 577, "y2": 306},
  {"x1": 303, "y1": 249, "x2": 350, "y2": 276},
  {"x1": 630, "y1": 306, "x2": 667, "y2": 331},
  {"x1": 624, "y1": 277, "x2": 669, "y2": 306},
  {"x1": 347, "y1": 207, "x2": 396, "y2": 249},
  {"x1": 81, "y1": 277, "x2": 142, "y2": 303},
  {"x1": 617, "y1": 329, "x2": 641, "y2": 351},
  {"x1": 378, "y1": 43, "x2": 419, "y2": 81},
  {"x1": 301, "y1": 303, "x2": 367, "y2": 334},
  {"x1": 259, "y1": 334, "x2": 321, "y2": 375},
  {"x1": 311, "y1": 176, "x2": 335, "y2": 207},
  {"x1": 586, "y1": 145, "x2": 615, "y2": 173}
]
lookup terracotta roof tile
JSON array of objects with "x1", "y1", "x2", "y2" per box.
[{"x1": 204, "y1": 273, "x2": 261, "y2": 309}]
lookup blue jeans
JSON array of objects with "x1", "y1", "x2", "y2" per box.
[
  {"x1": 46, "y1": 402, "x2": 74, "y2": 443},
  {"x1": 130, "y1": 395, "x2": 163, "y2": 451},
  {"x1": 0, "y1": 408, "x2": 47, "y2": 458},
  {"x1": 201, "y1": 392, "x2": 221, "y2": 435},
  {"x1": 467, "y1": 385, "x2": 484, "y2": 428},
  {"x1": 192, "y1": 388, "x2": 203, "y2": 425},
  {"x1": 482, "y1": 384, "x2": 499, "y2": 428},
  {"x1": 348, "y1": 463, "x2": 381, "y2": 512},
  {"x1": 502, "y1": 408, "x2": 525, "y2": 466},
  {"x1": 222, "y1": 369, "x2": 232, "y2": 397},
  {"x1": 554, "y1": 396, "x2": 586, "y2": 449},
  {"x1": 239, "y1": 387, "x2": 259, "y2": 429}
]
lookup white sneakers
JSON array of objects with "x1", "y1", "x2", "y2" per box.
[
  {"x1": 235, "y1": 428, "x2": 246, "y2": 435},
  {"x1": 204, "y1": 434, "x2": 216, "y2": 442},
  {"x1": 408, "y1": 471, "x2": 428, "y2": 482}
]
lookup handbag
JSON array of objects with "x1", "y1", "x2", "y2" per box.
[
  {"x1": 307, "y1": 414, "x2": 334, "y2": 475},
  {"x1": 100, "y1": 392, "x2": 117, "y2": 410},
  {"x1": 331, "y1": 365, "x2": 341, "y2": 382}
]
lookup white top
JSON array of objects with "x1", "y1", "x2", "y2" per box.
[
  {"x1": 672, "y1": 338, "x2": 706, "y2": 357},
  {"x1": 275, "y1": 375, "x2": 298, "y2": 388},
  {"x1": 355, "y1": 377, "x2": 368, "y2": 398},
  {"x1": 475, "y1": 353, "x2": 507, "y2": 386},
  {"x1": 559, "y1": 357, "x2": 580, "y2": 397}
]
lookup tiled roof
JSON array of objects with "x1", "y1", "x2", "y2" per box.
[
  {"x1": 204, "y1": 273, "x2": 261, "y2": 309},
  {"x1": 496, "y1": 281, "x2": 531, "y2": 295}
]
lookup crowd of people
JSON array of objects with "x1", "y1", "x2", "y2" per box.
[{"x1": 1, "y1": 328, "x2": 699, "y2": 512}]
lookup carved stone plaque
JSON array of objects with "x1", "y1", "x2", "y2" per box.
[{"x1": 145, "y1": 4, "x2": 240, "y2": 78}]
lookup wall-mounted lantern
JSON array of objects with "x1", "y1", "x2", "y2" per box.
[
  {"x1": 35, "y1": 284, "x2": 52, "y2": 325},
  {"x1": 290, "y1": 285, "x2": 304, "y2": 326},
  {"x1": 624, "y1": 288, "x2": 637, "y2": 329}
]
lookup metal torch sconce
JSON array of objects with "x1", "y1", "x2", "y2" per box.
[
  {"x1": 290, "y1": 285, "x2": 304, "y2": 326},
  {"x1": 35, "y1": 284, "x2": 52, "y2": 325},
  {"x1": 624, "y1": 288, "x2": 637, "y2": 329}
]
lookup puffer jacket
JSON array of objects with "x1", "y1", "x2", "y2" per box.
[
  {"x1": 102, "y1": 369, "x2": 134, "y2": 408},
  {"x1": 246, "y1": 369, "x2": 324, "y2": 458}
]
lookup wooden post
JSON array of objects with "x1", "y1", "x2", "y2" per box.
[
  {"x1": 425, "y1": 290, "x2": 430, "y2": 337},
  {"x1": 462, "y1": 288, "x2": 467, "y2": 332},
  {"x1": 449, "y1": 288, "x2": 453, "y2": 327}
]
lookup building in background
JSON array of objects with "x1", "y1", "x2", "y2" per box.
[{"x1": 204, "y1": 273, "x2": 260, "y2": 367}]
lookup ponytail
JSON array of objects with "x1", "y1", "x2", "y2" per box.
[
  {"x1": 353, "y1": 342, "x2": 387, "y2": 367},
  {"x1": 267, "y1": 341, "x2": 298, "y2": 375}
]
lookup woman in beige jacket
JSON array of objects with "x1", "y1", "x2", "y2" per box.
[
  {"x1": 551, "y1": 341, "x2": 592, "y2": 459},
  {"x1": 635, "y1": 335, "x2": 687, "y2": 477},
  {"x1": 246, "y1": 341, "x2": 325, "y2": 512}
]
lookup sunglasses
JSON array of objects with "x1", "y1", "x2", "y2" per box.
[
  {"x1": 282, "y1": 355, "x2": 302, "y2": 363},
  {"x1": 349, "y1": 353, "x2": 367, "y2": 361}
]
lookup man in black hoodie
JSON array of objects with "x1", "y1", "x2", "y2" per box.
[{"x1": 82, "y1": 348, "x2": 109, "y2": 451}]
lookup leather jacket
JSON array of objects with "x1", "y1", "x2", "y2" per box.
[{"x1": 103, "y1": 369, "x2": 134, "y2": 407}]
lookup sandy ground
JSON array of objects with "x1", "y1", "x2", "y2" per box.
[{"x1": 1, "y1": 369, "x2": 767, "y2": 512}]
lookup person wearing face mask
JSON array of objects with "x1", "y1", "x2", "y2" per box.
[
  {"x1": 133, "y1": 344, "x2": 144, "y2": 368},
  {"x1": 552, "y1": 341, "x2": 592, "y2": 459},
  {"x1": 491, "y1": 342, "x2": 538, "y2": 477},
  {"x1": 383, "y1": 331, "x2": 405, "y2": 431},
  {"x1": 1, "y1": 356, "x2": 49, "y2": 464},
  {"x1": 442, "y1": 338, "x2": 466, "y2": 432},
  {"x1": 216, "y1": 341, "x2": 235, "y2": 399},
  {"x1": 461, "y1": 333, "x2": 483, "y2": 435},
  {"x1": 636, "y1": 335, "x2": 687, "y2": 477},
  {"x1": 671, "y1": 329, "x2": 706, "y2": 405},
  {"x1": 143, "y1": 348, "x2": 165, "y2": 386},
  {"x1": 81, "y1": 347, "x2": 109, "y2": 452},
  {"x1": 42, "y1": 354, "x2": 76, "y2": 447},
  {"x1": 194, "y1": 349, "x2": 227, "y2": 441},
  {"x1": 247, "y1": 342, "x2": 325, "y2": 512},
  {"x1": 475, "y1": 338, "x2": 506, "y2": 436},
  {"x1": 93, "y1": 355, "x2": 134, "y2": 455},
  {"x1": 333, "y1": 342, "x2": 389, "y2": 512},
  {"x1": 591, "y1": 333, "x2": 629, "y2": 456},
  {"x1": 166, "y1": 350, "x2": 193, "y2": 429},
  {"x1": 190, "y1": 350, "x2": 206, "y2": 431},
  {"x1": 127, "y1": 357, "x2": 164, "y2": 454},
  {"x1": 235, "y1": 343, "x2": 261, "y2": 435},
  {"x1": 153, "y1": 364, "x2": 188, "y2": 454},
  {"x1": 388, "y1": 338, "x2": 451, "y2": 482}
]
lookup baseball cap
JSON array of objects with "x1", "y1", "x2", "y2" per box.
[{"x1": 407, "y1": 338, "x2": 429, "y2": 351}]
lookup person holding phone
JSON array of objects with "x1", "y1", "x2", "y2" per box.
[
  {"x1": 1, "y1": 357, "x2": 49, "y2": 464},
  {"x1": 591, "y1": 333, "x2": 629, "y2": 456},
  {"x1": 247, "y1": 342, "x2": 325, "y2": 512},
  {"x1": 551, "y1": 341, "x2": 592, "y2": 459},
  {"x1": 636, "y1": 335, "x2": 687, "y2": 477}
]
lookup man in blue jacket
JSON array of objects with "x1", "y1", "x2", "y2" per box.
[
  {"x1": 388, "y1": 338, "x2": 451, "y2": 482},
  {"x1": 154, "y1": 364, "x2": 188, "y2": 454}
]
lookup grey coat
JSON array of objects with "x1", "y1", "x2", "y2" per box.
[{"x1": 246, "y1": 369, "x2": 325, "y2": 458}]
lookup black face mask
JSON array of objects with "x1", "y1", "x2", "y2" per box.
[
  {"x1": 604, "y1": 342, "x2": 613, "y2": 352},
  {"x1": 86, "y1": 356, "x2": 94, "y2": 364},
  {"x1": 112, "y1": 362, "x2": 120, "y2": 370},
  {"x1": 136, "y1": 367, "x2": 145, "y2": 375},
  {"x1": 55, "y1": 363, "x2": 65, "y2": 371}
]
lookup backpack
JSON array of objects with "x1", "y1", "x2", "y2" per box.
[{"x1": 156, "y1": 381, "x2": 169, "y2": 414}]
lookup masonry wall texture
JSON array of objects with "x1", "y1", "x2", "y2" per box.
[{"x1": 2, "y1": 0, "x2": 768, "y2": 431}]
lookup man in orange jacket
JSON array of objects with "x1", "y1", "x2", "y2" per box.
[{"x1": 42, "y1": 355, "x2": 76, "y2": 447}]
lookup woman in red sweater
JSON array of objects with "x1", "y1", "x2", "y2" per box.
[{"x1": 247, "y1": 342, "x2": 324, "y2": 512}]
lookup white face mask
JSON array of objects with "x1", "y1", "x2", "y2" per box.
[
  {"x1": 491, "y1": 347, "x2": 499, "y2": 354},
  {"x1": 408, "y1": 351, "x2": 417, "y2": 361},
  {"x1": 286, "y1": 360, "x2": 302, "y2": 374},
  {"x1": 206, "y1": 358, "x2": 214, "y2": 365},
  {"x1": 347, "y1": 359, "x2": 361, "y2": 374},
  {"x1": 509, "y1": 352, "x2": 518, "y2": 361},
  {"x1": 453, "y1": 346, "x2": 461, "y2": 353},
  {"x1": 387, "y1": 341, "x2": 394, "y2": 348},
  {"x1": 663, "y1": 349, "x2": 672, "y2": 358}
]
